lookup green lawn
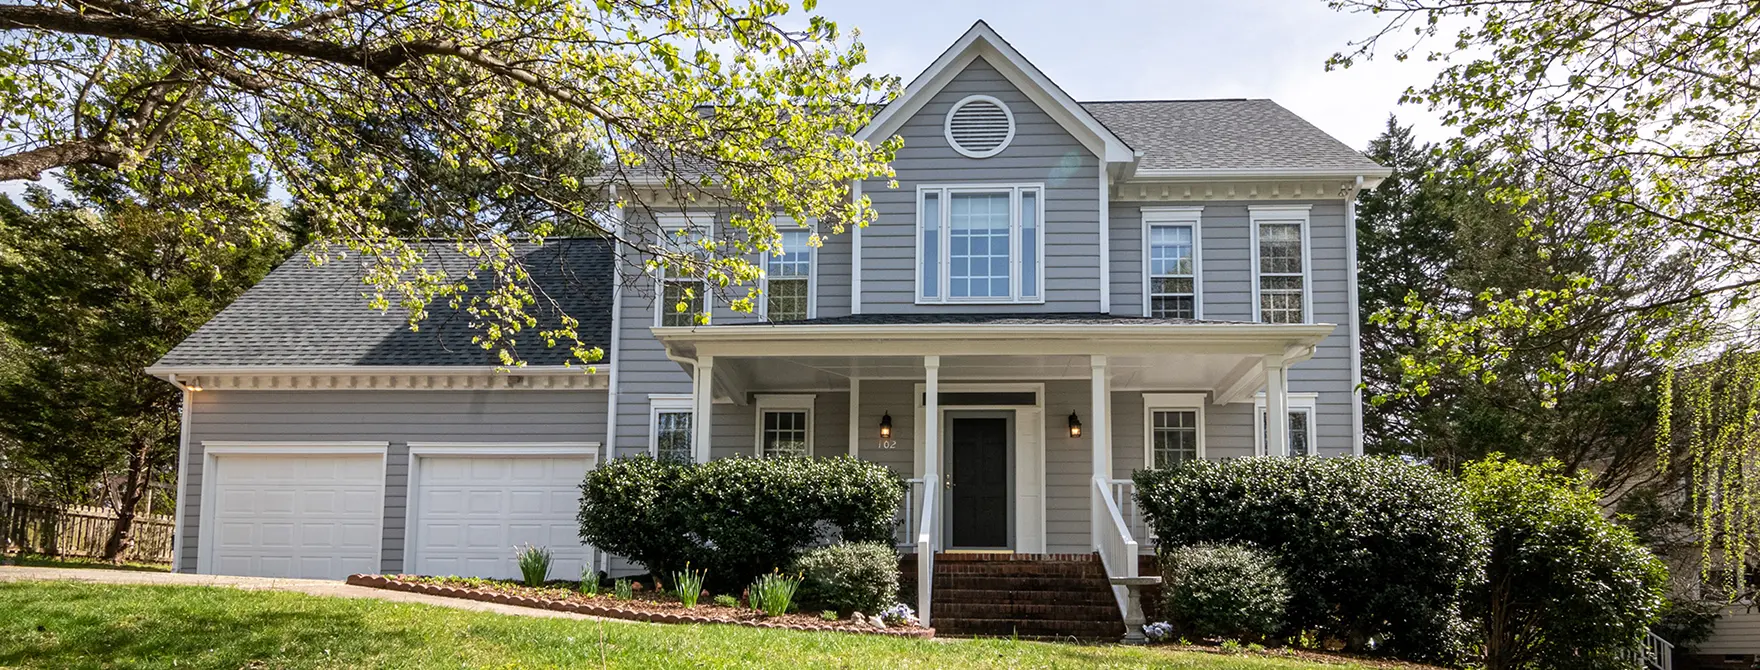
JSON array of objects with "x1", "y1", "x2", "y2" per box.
[
  {"x1": 0, "y1": 581, "x2": 1404, "y2": 669},
  {"x1": 3, "y1": 553, "x2": 171, "y2": 572}
]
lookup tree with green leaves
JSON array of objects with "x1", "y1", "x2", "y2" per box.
[
  {"x1": 0, "y1": 117, "x2": 289, "y2": 558},
  {"x1": 0, "y1": 0, "x2": 901, "y2": 367},
  {"x1": 1331, "y1": 0, "x2": 1760, "y2": 594}
]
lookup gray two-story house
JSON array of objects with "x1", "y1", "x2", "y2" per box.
[{"x1": 148, "y1": 21, "x2": 1388, "y2": 637}]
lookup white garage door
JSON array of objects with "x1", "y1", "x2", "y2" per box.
[
  {"x1": 411, "y1": 456, "x2": 593, "y2": 580},
  {"x1": 207, "y1": 453, "x2": 384, "y2": 580}
]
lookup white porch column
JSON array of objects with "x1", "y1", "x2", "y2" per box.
[
  {"x1": 919, "y1": 356, "x2": 940, "y2": 626},
  {"x1": 693, "y1": 355, "x2": 715, "y2": 463},
  {"x1": 923, "y1": 356, "x2": 941, "y2": 489},
  {"x1": 1090, "y1": 354, "x2": 1111, "y2": 550},
  {"x1": 848, "y1": 378, "x2": 861, "y2": 458},
  {"x1": 1263, "y1": 354, "x2": 1289, "y2": 457}
]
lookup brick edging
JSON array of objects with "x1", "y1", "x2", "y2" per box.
[{"x1": 346, "y1": 574, "x2": 934, "y2": 639}]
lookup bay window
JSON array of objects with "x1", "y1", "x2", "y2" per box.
[{"x1": 917, "y1": 184, "x2": 1044, "y2": 303}]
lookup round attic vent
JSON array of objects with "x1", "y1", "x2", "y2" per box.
[{"x1": 944, "y1": 95, "x2": 1015, "y2": 158}]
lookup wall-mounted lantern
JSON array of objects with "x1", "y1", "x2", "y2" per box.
[
  {"x1": 1068, "y1": 412, "x2": 1083, "y2": 438},
  {"x1": 879, "y1": 411, "x2": 893, "y2": 440}
]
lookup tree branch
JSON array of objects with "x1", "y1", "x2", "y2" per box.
[{"x1": 0, "y1": 140, "x2": 123, "y2": 181}]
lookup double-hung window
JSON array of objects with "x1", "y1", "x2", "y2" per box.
[
  {"x1": 1251, "y1": 205, "x2": 1311, "y2": 324},
  {"x1": 649, "y1": 395, "x2": 694, "y2": 462},
  {"x1": 917, "y1": 184, "x2": 1044, "y2": 303},
  {"x1": 1143, "y1": 393, "x2": 1205, "y2": 469},
  {"x1": 1255, "y1": 392, "x2": 1317, "y2": 457},
  {"x1": 764, "y1": 228, "x2": 814, "y2": 322},
  {"x1": 754, "y1": 394, "x2": 814, "y2": 459},
  {"x1": 656, "y1": 212, "x2": 712, "y2": 327},
  {"x1": 1142, "y1": 207, "x2": 1202, "y2": 319}
]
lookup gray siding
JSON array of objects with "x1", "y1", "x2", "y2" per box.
[
  {"x1": 707, "y1": 392, "x2": 851, "y2": 460},
  {"x1": 177, "y1": 389, "x2": 607, "y2": 573},
  {"x1": 857, "y1": 57, "x2": 1103, "y2": 313}
]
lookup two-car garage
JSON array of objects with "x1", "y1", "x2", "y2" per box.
[{"x1": 196, "y1": 442, "x2": 598, "y2": 581}]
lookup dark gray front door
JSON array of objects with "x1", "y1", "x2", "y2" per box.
[{"x1": 948, "y1": 416, "x2": 1010, "y2": 549}]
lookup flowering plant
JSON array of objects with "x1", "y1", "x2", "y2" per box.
[
  {"x1": 1144, "y1": 621, "x2": 1175, "y2": 643},
  {"x1": 880, "y1": 603, "x2": 919, "y2": 627}
]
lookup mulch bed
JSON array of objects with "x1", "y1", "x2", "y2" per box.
[{"x1": 345, "y1": 574, "x2": 934, "y2": 639}]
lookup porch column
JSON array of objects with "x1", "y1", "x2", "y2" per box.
[
  {"x1": 847, "y1": 378, "x2": 861, "y2": 458},
  {"x1": 1263, "y1": 354, "x2": 1289, "y2": 457},
  {"x1": 923, "y1": 355, "x2": 941, "y2": 492},
  {"x1": 693, "y1": 355, "x2": 714, "y2": 463},
  {"x1": 1090, "y1": 354, "x2": 1111, "y2": 550}
]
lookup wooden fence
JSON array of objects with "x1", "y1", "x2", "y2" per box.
[{"x1": 0, "y1": 499, "x2": 174, "y2": 564}]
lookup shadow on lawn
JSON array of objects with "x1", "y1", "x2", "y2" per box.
[{"x1": 0, "y1": 583, "x2": 430, "y2": 668}]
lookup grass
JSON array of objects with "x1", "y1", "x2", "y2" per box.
[
  {"x1": 0, "y1": 581, "x2": 1407, "y2": 669},
  {"x1": 3, "y1": 553, "x2": 170, "y2": 572}
]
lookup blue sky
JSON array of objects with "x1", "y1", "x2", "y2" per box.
[{"x1": 830, "y1": 0, "x2": 1448, "y2": 149}]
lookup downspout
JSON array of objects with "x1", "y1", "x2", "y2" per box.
[
  {"x1": 1345, "y1": 175, "x2": 1365, "y2": 456},
  {"x1": 166, "y1": 373, "x2": 193, "y2": 573},
  {"x1": 604, "y1": 191, "x2": 625, "y2": 460}
]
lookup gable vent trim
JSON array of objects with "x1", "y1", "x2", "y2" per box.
[{"x1": 944, "y1": 95, "x2": 1015, "y2": 159}]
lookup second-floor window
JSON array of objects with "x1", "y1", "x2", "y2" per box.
[
  {"x1": 1251, "y1": 206, "x2": 1311, "y2": 324},
  {"x1": 764, "y1": 229, "x2": 813, "y2": 322},
  {"x1": 657, "y1": 212, "x2": 711, "y2": 327},
  {"x1": 917, "y1": 184, "x2": 1044, "y2": 304},
  {"x1": 1142, "y1": 207, "x2": 1202, "y2": 319}
]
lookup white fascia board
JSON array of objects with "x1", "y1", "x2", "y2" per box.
[
  {"x1": 1132, "y1": 167, "x2": 1392, "y2": 184},
  {"x1": 406, "y1": 442, "x2": 601, "y2": 457},
  {"x1": 856, "y1": 21, "x2": 1136, "y2": 167},
  {"x1": 145, "y1": 364, "x2": 609, "y2": 378}
]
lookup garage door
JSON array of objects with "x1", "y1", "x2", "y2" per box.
[
  {"x1": 411, "y1": 456, "x2": 593, "y2": 580},
  {"x1": 207, "y1": 453, "x2": 384, "y2": 579}
]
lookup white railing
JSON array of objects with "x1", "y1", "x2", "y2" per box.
[
  {"x1": 1109, "y1": 478, "x2": 1155, "y2": 552},
  {"x1": 895, "y1": 478, "x2": 925, "y2": 549},
  {"x1": 1093, "y1": 475, "x2": 1140, "y2": 616},
  {"x1": 1625, "y1": 629, "x2": 1673, "y2": 670},
  {"x1": 916, "y1": 475, "x2": 938, "y2": 627}
]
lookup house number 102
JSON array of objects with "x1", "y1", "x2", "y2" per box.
[{"x1": 877, "y1": 440, "x2": 899, "y2": 450}]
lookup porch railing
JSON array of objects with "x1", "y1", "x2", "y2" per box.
[
  {"x1": 1624, "y1": 629, "x2": 1673, "y2": 670},
  {"x1": 1093, "y1": 475, "x2": 1140, "y2": 615},
  {"x1": 916, "y1": 475, "x2": 938, "y2": 627},
  {"x1": 1108, "y1": 479, "x2": 1155, "y2": 552},
  {"x1": 894, "y1": 478, "x2": 925, "y2": 550}
]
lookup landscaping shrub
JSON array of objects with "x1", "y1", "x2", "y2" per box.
[
  {"x1": 1159, "y1": 543, "x2": 1289, "y2": 641},
  {"x1": 1461, "y1": 455, "x2": 1667, "y2": 670},
  {"x1": 789, "y1": 542, "x2": 899, "y2": 616},
  {"x1": 1135, "y1": 456, "x2": 1485, "y2": 660},
  {"x1": 578, "y1": 455, "x2": 905, "y2": 592},
  {"x1": 515, "y1": 544, "x2": 551, "y2": 587},
  {"x1": 750, "y1": 571, "x2": 800, "y2": 616}
]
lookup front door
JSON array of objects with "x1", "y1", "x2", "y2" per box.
[{"x1": 948, "y1": 415, "x2": 1011, "y2": 549}]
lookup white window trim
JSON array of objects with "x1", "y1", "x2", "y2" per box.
[
  {"x1": 1254, "y1": 391, "x2": 1319, "y2": 457},
  {"x1": 648, "y1": 394, "x2": 694, "y2": 459},
  {"x1": 944, "y1": 94, "x2": 1016, "y2": 159},
  {"x1": 1248, "y1": 204, "x2": 1314, "y2": 325},
  {"x1": 1141, "y1": 206, "x2": 1204, "y2": 319},
  {"x1": 754, "y1": 393, "x2": 816, "y2": 458},
  {"x1": 1142, "y1": 392, "x2": 1207, "y2": 468},
  {"x1": 654, "y1": 211, "x2": 715, "y2": 327},
  {"x1": 759, "y1": 219, "x2": 817, "y2": 322},
  {"x1": 914, "y1": 183, "x2": 1047, "y2": 305}
]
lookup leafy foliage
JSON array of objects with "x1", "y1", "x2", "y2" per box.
[
  {"x1": 0, "y1": 0, "x2": 902, "y2": 368},
  {"x1": 1158, "y1": 544, "x2": 1290, "y2": 642},
  {"x1": 514, "y1": 544, "x2": 551, "y2": 587},
  {"x1": 577, "y1": 455, "x2": 904, "y2": 591},
  {"x1": 1134, "y1": 457, "x2": 1484, "y2": 660},
  {"x1": 789, "y1": 542, "x2": 898, "y2": 617},
  {"x1": 1461, "y1": 456, "x2": 1667, "y2": 670},
  {"x1": 749, "y1": 571, "x2": 799, "y2": 617},
  {"x1": 672, "y1": 564, "x2": 706, "y2": 609}
]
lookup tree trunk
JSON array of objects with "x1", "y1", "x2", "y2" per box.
[{"x1": 101, "y1": 437, "x2": 152, "y2": 560}]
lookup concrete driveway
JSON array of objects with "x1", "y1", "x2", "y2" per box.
[{"x1": 0, "y1": 566, "x2": 608, "y2": 621}]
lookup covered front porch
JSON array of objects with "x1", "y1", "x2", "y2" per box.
[{"x1": 651, "y1": 315, "x2": 1335, "y2": 627}]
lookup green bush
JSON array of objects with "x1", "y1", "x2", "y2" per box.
[
  {"x1": 1462, "y1": 455, "x2": 1666, "y2": 670},
  {"x1": 1160, "y1": 543, "x2": 1290, "y2": 641},
  {"x1": 789, "y1": 542, "x2": 899, "y2": 616},
  {"x1": 750, "y1": 571, "x2": 800, "y2": 616},
  {"x1": 1135, "y1": 456, "x2": 1485, "y2": 661},
  {"x1": 578, "y1": 455, "x2": 905, "y2": 592}
]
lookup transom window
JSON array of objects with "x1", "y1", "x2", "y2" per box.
[
  {"x1": 649, "y1": 395, "x2": 694, "y2": 462},
  {"x1": 1143, "y1": 393, "x2": 1205, "y2": 469},
  {"x1": 1142, "y1": 207, "x2": 1202, "y2": 319},
  {"x1": 764, "y1": 229, "x2": 813, "y2": 322},
  {"x1": 917, "y1": 185, "x2": 1043, "y2": 304},
  {"x1": 754, "y1": 394, "x2": 814, "y2": 459},
  {"x1": 1251, "y1": 206, "x2": 1310, "y2": 324},
  {"x1": 1255, "y1": 393, "x2": 1318, "y2": 457}
]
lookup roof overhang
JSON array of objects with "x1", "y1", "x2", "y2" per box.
[
  {"x1": 145, "y1": 365, "x2": 609, "y2": 392},
  {"x1": 857, "y1": 21, "x2": 1139, "y2": 172}
]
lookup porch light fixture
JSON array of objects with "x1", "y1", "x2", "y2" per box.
[
  {"x1": 879, "y1": 412, "x2": 893, "y2": 439},
  {"x1": 1068, "y1": 412, "x2": 1082, "y2": 438}
]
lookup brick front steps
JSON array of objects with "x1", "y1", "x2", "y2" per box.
[
  {"x1": 898, "y1": 553, "x2": 1125, "y2": 641},
  {"x1": 345, "y1": 574, "x2": 933, "y2": 639}
]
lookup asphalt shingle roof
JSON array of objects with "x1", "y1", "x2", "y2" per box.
[
  {"x1": 717, "y1": 313, "x2": 1250, "y2": 327},
  {"x1": 155, "y1": 238, "x2": 614, "y2": 368},
  {"x1": 1081, "y1": 99, "x2": 1382, "y2": 172}
]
